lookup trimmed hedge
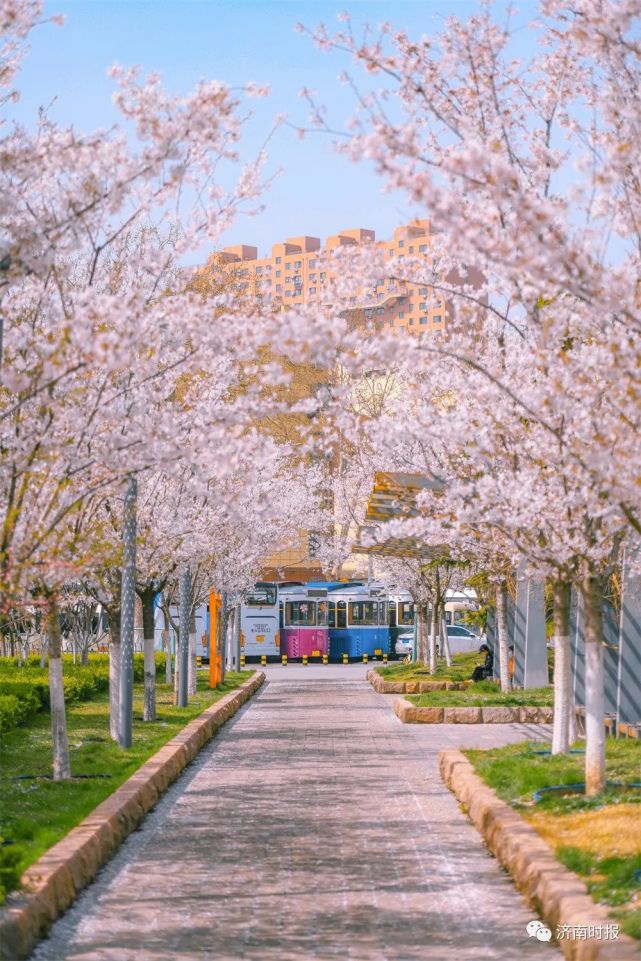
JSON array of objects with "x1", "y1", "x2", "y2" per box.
[{"x1": 0, "y1": 652, "x2": 168, "y2": 733}]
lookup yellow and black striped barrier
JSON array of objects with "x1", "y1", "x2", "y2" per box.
[
  {"x1": 281, "y1": 654, "x2": 288, "y2": 665},
  {"x1": 342, "y1": 653, "x2": 349, "y2": 665},
  {"x1": 240, "y1": 654, "x2": 246, "y2": 668},
  {"x1": 382, "y1": 653, "x2": 389, "y2": 665},
  {"x1": 302, "y1": 655, "x2": 308, "y2": 665},
  {"x1": 363, "y1": 653, "x2": 369, "y2": 664},
  {"x1": 322, "y1": 654, "x2": 328, "y2": 664},
  {"x1": 260, "y1": 654, "x2": 267, "y2": 667},
  {"x1": 196, "y1": 655, "x2": 203, "y2": 668}
]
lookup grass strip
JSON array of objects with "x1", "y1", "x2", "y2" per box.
[
  {"x1": 465, "y1": 738, "x2": 641, "y2": 940},
  {"x1": 0, "y1": 670, "x2": 251, "y2": 901},
  {"x1": 406, "y1": 679, "x2": 554, "y2": 707}
]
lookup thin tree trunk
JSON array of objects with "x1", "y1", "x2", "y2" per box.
[
  {"x1": 582, "y1": 574, "x2": 606, "y2": 796},
  {"x1": 441, "y1": 612, "x2": 452, "y2": 666},
  {"x1": 188, "y1": 610, "x2": 197, "y2": 696},
  {"x1": 140, "y1": 587, "x2": 156, "y2": 722},
  {"x1": 551, "y1": 580, "x2": 573, "y2": 755},
  {"x1": 417, "y1": 605, "x2": 428, "y2": 663},
  {"x1": 429, "y1": 602, "x2": 437, "y2": 674},
  {"x1": 40, "y1": 640, "x2": 47, "y2": 669},
  {"x1": 108, "y1": 607, "x2": 121, "y2": 743},
  {"x1": 162, "y1": 606, "x2": 172, "y2": 684},
  {"x1": 496, "y1": 582, "x2": 510, "y2": 693},
  {"x1": 47, "y1": 598, "x2": 71, "y2": 780}
]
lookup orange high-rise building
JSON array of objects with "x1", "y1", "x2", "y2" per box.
[{"x1": 217, "y1": 219, "x2": 446, "y2": 332}]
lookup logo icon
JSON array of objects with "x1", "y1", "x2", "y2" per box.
[{"x1": 527, "y1": 919, "x2": 552, "y2": 942}]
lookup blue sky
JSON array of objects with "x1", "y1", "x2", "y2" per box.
[{"x1": 18, "y1": 1, "x2": 538, "y2": 258}]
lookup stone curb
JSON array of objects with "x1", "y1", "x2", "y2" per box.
[
  {"x1": 366, "y1": 668, "x2": 468, "y2": 694},
  {"x1": 439, "y1": 749, "x2": 639, "y2": 961},
  {"x1": 0, "y1": 671, "x2": 265, "y2": 961},
  {"x1": 393, "y1": 696, "x2": 554, "y2": 724}
]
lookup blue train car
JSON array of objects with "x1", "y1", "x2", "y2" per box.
[{"x1": 307, "y1": 582, "x2": 390, "y2": 660}]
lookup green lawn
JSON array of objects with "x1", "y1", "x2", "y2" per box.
[
  {"x1": 0, "y1": 670, "x2": 252, "y2": 901},
  {"x1": 407, "y1": 680, "x2": 554, "y2": 707},
  {"x1": 377, "y1": 651, "x2": 480, "y2": 683},
  {"x1": 465, "y1": 738, "x2": 641, "y2": 940}
]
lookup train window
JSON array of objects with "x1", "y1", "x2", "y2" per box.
[
  {"x1": 245, "y1": 586, "x2": 277, "y2": 606},
  {"x1": 328, "y1": 601, "x2": 336, "y2": 628},
  {"x1": 378, "y1": 601, "x2": 387, "y2": 624},
  {"x1": 317, "y1": 601, "x2": 328, "y2": 626},
  {"x1": 388, "y1": 601, "x2": 396, "y2": 627},
  {"x1": 285, "y1": 602, "x2": 317, "y2": 626},
  {"x1": 398, "y1": 602, "x2": 413, "y2": 625},
  {"x1": 349, "y1": 602, "x2": 378, "y2": 626},
  {"x1": 336, "y1": 601, "x2": 347, "y2": 629}
]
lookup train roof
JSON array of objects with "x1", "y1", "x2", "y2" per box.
[{"x1": 306, "y1": 580, "x2": 365, "y2": 592}]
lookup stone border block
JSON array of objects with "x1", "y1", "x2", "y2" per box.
[
  {"x1": 393, "y1": 695, "x2": 554, "y2": 725},
  {"x1": 439, "y1": 749, "x2": 639, "y2": 960},
  {"x1": 0, "y1": 671, "x2": 265, "y2": 961}
]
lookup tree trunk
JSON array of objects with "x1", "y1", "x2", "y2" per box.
[
  {"x1": 496, "y1": 582, "x2": 510, "y2": 693},
  {"x1": 188, "y1": 610, "x2": 197, "y2": 696},
  {"x1": 582, "y1": 574, "x2": 606, "y2": 796},
  {"x1": 140, "y1": 587, "x2": 156, "y2": 722},
  {"x1": 429, "y1": 602, "x2": 437, "y2": 674},
  {"x1": 81, "y1": 644, "x2": 89, "y2": 666},
  {"x1": 162, "y1": 606, "x2": 172, "y2": 685},
  {"x1": 47, "y1": 598, "x2": 71, "y2": 780},
  {"x1": 441, "y1": 612, "x2": 452, "y2": 666},
  {"x1": 417, "y1": 605, "x2": 428, "y2": 663},
  {"x1": 551, "y1": 580, "x2": 573, "y2": 755},
  {"x1": 108, "y1": 607, "x2": 121, "y2": 742}
]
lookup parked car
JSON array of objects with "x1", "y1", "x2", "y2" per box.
[
  {"x1": 446, "y1": 624, "x2": 481, "y2": 655},
  {"x1": 394, "y1": 631, "x2": 414, "y2": 658}
]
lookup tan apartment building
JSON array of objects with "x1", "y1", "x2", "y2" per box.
[
  {"x1": 209, "y1": 219, "x2": 445, "y2": 581},
  {"x1": 219, "y1": 219, "x2": 446, "y2": 333}
]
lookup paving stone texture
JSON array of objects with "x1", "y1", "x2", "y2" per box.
[{"x1": 30, "y1": 664, "x2": 560, "y2": 961}]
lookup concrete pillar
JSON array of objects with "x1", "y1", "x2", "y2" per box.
[
  {"x1": 618, "y1": 542, "x2": 641, "y2": 732},
  {"x1": 514, "y1": 568, "x2": 548, "y2": 689},
  {"x1": 523, "y1": 578, "x2": 549, "y2": 688}
]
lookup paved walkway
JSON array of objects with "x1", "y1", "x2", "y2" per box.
[{"x1": 31, "y1": 666, "x2": 560, "y2": 961}]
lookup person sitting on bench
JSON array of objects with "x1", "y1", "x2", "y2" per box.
[{"x1": 471, "y1": 644, "x2": 494, "y2": 682}]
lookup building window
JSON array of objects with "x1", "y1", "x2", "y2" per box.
[
  {"x1": 309, "y1": 273, "x2": 316, "y2": 281},
  {"x1": 275, "y1": 284, "x2": 282, "y2": 293},
  {"x1": 285, "y1": 276, "x2": 291, "y2": 283},
  {"x1": 376, "y1": 307, "x2": 385, "y2": 315},
  {"x1": 294, "y1": 260, "x2": 302, "y2": 268},
  {"x1": 255, "y1": 266, "x2": 262, "y2": 274},
  {"x1": 399, "y1": 311, "x2": 405, "y2": 319},
  {"x1": 275, "y1": 256, "x2": 282, "y2": 264},
  {"x1": 309, "y1": 286, "x2": 316, "y2": 294},
  {"x1": 285, "y1": 291, "x2": 292, "y2": 297},
  {"x1": 420, "y1": 316, "x2": 428, "y2": 324},
  {"x1": 419, "y1": 244, "x2": 427, "y2": 253},
  {"x1": 419, "y1": 287, "x2": 428, "y2": 295},
  {"x1": 265, "y1": 264, "x2": 272, "y2": 271},
  {"x1": 309, "y1": 259, "x2": 316, "y2": 267},
  {"x1": 285, "y1": 261, "x2": 292, "y2": 268},
  {"x1": 408, "y1": 317, "x2": 414, "y2": 325},
  {"x1": 365, "y1": 309, "x2": 373, "y2": 319},
  {"x1": 409, "y1": 246, "x2": 414, "y2": 254},
  {"x1": 398, "y1": 296, "x2": 405, "y2": 304},
  {"x1": 398, "y1": 240, "x2": 405, "y2": 248},
  {"x1": 433, "y1": 314, "x2": 442, "y2": 323},
  {"x1": 320, "y1": 272, "x2": 326, "y2": 281},
  {"x1": 419, "y1": 302, "x2": 426, "y2": 311}
]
